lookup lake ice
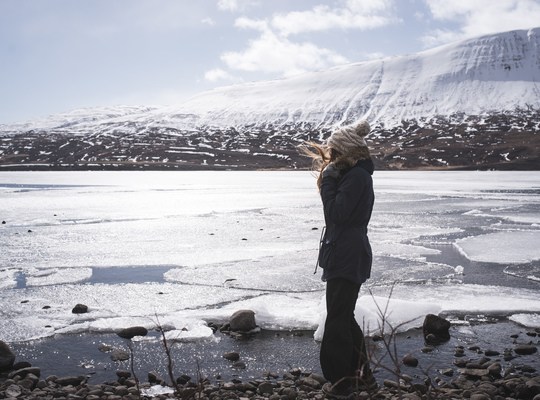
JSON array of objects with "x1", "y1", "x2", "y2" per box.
[{"x1": 0, "y1": 170, "x2": 539, "y2": 343}]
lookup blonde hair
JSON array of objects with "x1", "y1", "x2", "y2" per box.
[
  {"x1": 300, "y1": 142, "x2": 339, "y2": 190},
  {"x1": 300, "y1": 141, "x2": 371, "y2": 190}
]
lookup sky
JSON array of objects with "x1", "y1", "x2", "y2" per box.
[{"x1": 1, "y1": 0, "x2": 540, "y2": 124}]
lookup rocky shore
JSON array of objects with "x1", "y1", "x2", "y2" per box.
[
  {"x1": 1, "y1": 351, "x2": 539, "y2": 400},
  {"x1": 1, "y1": 312, "x2": 539, "y2": 399}
]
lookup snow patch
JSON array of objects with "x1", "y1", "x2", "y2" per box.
[
  {"x1": 455, "y1": 231, "x2": 540, "y2": 264},
  {"x1": 509, "y1": 313, "x2": 540, "y2": 328}
]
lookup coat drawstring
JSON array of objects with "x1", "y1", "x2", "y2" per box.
[{"x1": 314, "y1": 226, "x2": 326, "y2": 274}]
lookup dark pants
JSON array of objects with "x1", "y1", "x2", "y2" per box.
[{"x1": 320, "y1": 278, "x2": 370, "y2": 386}]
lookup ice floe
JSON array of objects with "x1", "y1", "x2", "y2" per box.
[{"x1": 455, "y1": 231, "x2": 540, "y2": 264}]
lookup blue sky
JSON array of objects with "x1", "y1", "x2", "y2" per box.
[{"x1": 1, "y1": 0, "x2": 539, "y2": 124}]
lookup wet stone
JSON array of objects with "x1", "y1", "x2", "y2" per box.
[
  {"x1": 117, "y1": 326, "x2": 148, "y2": 340},
  {"x1": 514, "y1": 345, "x2": 538, "y2": 355},
  {"x1": 110, "y1": 349, "x2": 130, "y2": 362},
  {"x1": 71, "y1": 304, "x2": 88, "y2": 314},
  {"x1": 223, "y1": 351, "x2": 240, "y2": 361},
  {"x1": 258, "y1": 381, "x2": 274, "y2": 395},
  {"x1": 403, "y1": 354, "x2": 419, "y2": 367}
]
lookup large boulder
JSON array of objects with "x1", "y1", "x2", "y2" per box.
[
  {"x1": 422, "y1": 314, "x2": 451, "y2": 344},
  {"x1": 117, "y1": 326, "x2": 148, "y2": 340},
  {"x1": 55, "y1": 375, "x2": 86, "y2": 386},
  {"x1": 0, "y1": 340, "x2": 16, "y2": 372},
  {"x1": 229, "y1": 310, "x2": 257, "y2": 332},
  {"x1": 72, "y1": 304, "x2": 89, "y2": 314},
  {"x1": 514, "y1": 344, "x2": 538, "y2": 355}
]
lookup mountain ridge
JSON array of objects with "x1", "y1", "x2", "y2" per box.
[{"x1": 1, "y1": 27, "x2": 539, "y2": 170}]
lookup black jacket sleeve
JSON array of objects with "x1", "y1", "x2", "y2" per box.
[{"x1": 320, "y1": 169, "x2": 363, "y2": 225}]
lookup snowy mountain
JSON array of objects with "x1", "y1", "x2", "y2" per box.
[
  {"x1": 1, "y1": 27, "x2": 539, "y2": 170},
  {"x1": 179, "y1": 27, "x2": 540, "y2": 127}
]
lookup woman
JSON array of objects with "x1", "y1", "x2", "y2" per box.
[{"x1": 305, "y1": 120, "x2": 376, "y2": 399}]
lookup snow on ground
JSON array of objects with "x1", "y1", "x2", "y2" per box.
[
  {"x1": 0, "y1": 269, "x2": 17, "y2": 290},
  {"x1": 23, "y1": 267, "x2": 92, "y2": 287},
  {"x1": 454, "y1": 231, "x2": 540, "y2": 264},
  {"x1": 1, "y1": 171, "x2": 539, "y2": 343},
  {"x1": 509, "y1": 313, "x2": 540, "y2": 328}
]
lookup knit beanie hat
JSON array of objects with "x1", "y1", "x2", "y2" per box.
[{"x1": 326, "y1": 120, "x2": 370, "y2": 155}]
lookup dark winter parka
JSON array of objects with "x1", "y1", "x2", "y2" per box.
[{"x1": 318, "y1": 158, "x2": 375, "y2": 285}]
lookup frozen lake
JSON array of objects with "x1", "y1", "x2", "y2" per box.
[{"x1": 1, "y1": 170, "x2": 539, "y2": 344}]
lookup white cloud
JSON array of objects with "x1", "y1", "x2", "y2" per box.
[
  {"x1": 271, "y1": 0, "x2": 398, "y2": 36},
  {"x1": 220, "y1": 29, "x2": 348, "y2": 77},
  {"x1": 217, "y1": 0, "x2": 238, "y2": 11},
  {"x1": 423, "y1": 0, "x2": 540, "y2": 45},
  {"x1": 234, "y1": 17, "x2": 268, "y2": 31},
  {"x1": 214, "y1": 0, "x2": 399, "y2": 79},
  {"x1": 201, "y1": 17, "x2": 215, "y2": 26},
  {"x1": 204, "y1": 68, "x2": 241, "y2": 82},
  {"x1": 217, "y1": 0, "x2": 258, "y2": 12}
]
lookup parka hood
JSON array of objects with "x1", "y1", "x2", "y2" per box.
[{"x1": 355, "y1": 158, "x2": 375, "y2": 175}]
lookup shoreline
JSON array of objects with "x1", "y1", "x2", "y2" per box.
[{"x1": 2, "y1": 320, "x2": 539, "y2": 399}]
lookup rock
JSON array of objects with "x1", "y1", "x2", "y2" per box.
[
  {"x1": 453, "y1": 358, "x2": 468, "y2": 368},
  {"x1": 223, "y1": 351, "x2": 240, "y2": 361},
  {"x1": 56, "y1": 375, "x2": 85, "y2": 386},
  {"x1": 454, "y1": 348, "x2": 466, "y2": 357},
  {"x1": 289, "y1": 367, "x2": 302, "y2": 376},
  {"x1": 176, "y1": 374, "x2": 192, "y2": 385},
  {"x1": 514, "y1": 344, "x2": 538, "y2": 355},
  {"x1": 229, "y1": 309, "x2": 257, "y2": 332},
  {"x1": 72, "y1": 303, "x2": 88, "y2": 314},
  {"x1": 487, "y1": 362, "x2": 502, "y2": 377},
  {"x1": 296, "y1": 377, "x2": 321, "y2": 389},
  {"x1": 372, "y1": 334, "x2": 383, "y2": 342},
  {"x1": 258, "y1": 381, "x2": 274, "y2": 395},
  {"x1": 19, "y1": 373, "x2": 39, "y2": 390},
  {"x1": 0, "y1": 340, "x2": 16, "y2": 372},
  {"x1": 5, "y1": 384, "x2": 22, "y2": 398},
  {"x1": 110, "y1": 349, "x2": 130, "y2": 361},
  {"x1": 465, "y1": 361, "x2": 484, "y2": 369},
  {"x1": 484, "y1": 349, "x2": 500, "y2": 356},
  {"x1": 475, "y1": 383, "x2": 499, "y2": 397},
  {"x1": 117, "y1": 326, "x2": 148, "y2": 339},
  {"x1": 470, "y1": 394, "x2": 490, "y2": 400},
  {"x1": 440, "y1": 368, "x2": 454, "y2": 377},
  {"x1": 421, "y1": 345, "x2": 435, "y2": 353},
  {"x1": 148, "y1": 371, "x2": 164, "y2": 384},
  {"x1": 423, "y1": 314, "x2": 451, "y2": 344},
  {"x1": 114, "y1": 386, "x2": 129, "y2": 396},
  {"x1": 233, "y1": 361, "x2": 247, "y2": 369},
  {"x1": 116, "y1": 370, "x2": 131, "y2": 379},
  {"x1": 402, "y1": 354, "x2": 419, "y2": 367},
  {"x1": 459, "y1": 368, "x2": 490, "y2": 378},
  {"x1": 526, "y1": 378, "x2": 540, "y2": 395},
  {"x1": 383, "y1": 379, "x2": 408, "y2": 390},
  {"x1": 98, "y1": 343, "x2": 113, "y2": 353},
  {"x1": 8, "y1": 367, "x2": 41, "y2": 379},
  {"x1": 281, "y1": 387, "x2": 298, "y2": 400},
  {"x1": 309, "y1": 373, "x2": 326, "y2": 384},
  {"x1": 12, "y1": 361, "x2": 31, "y2": 370},
  {"x1": 520, "y1": 365, "x2": 537, "y2": 373}
]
